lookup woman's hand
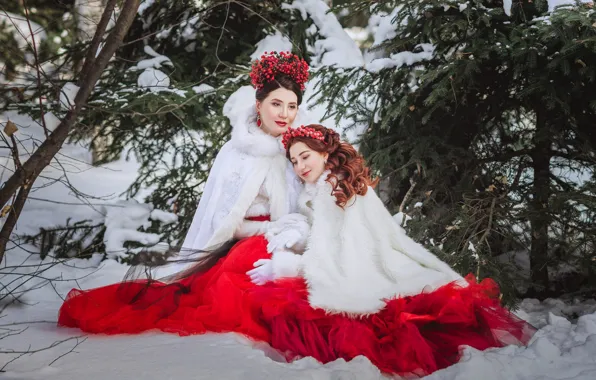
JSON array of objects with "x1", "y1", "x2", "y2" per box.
[
  {"x1": 247, "y1": 259, "x2": 274, "y2": 285},
  {"x1": 266, "y1": 213, "x2": 310, "y2": 252},
  {"x1": 247, "y1": 250, "x2": 303, "y2": 285}
]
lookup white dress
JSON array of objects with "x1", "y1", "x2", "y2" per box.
[{"x1": 162, "y1": 88, "x2": 309, "y2": 276}]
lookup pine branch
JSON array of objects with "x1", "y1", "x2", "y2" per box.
[{"x1": 0, "y1": 0, "x2": 142, "y2": 259}]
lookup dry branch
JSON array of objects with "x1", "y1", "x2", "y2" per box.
[{"x1": 0, "y1": 0, "x2": 142, "y2": 260}]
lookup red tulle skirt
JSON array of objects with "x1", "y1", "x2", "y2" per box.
[{"x1": 58, "y1": 235, "x2": 535, "y2": 377}]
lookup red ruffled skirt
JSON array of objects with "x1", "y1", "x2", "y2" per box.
[{"x1": 58, "y1": 235, "x2": 535, "y2": 377}]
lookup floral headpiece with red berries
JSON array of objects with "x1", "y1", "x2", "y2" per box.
[
  {"x1": 250, "y1": 51, "x2": 309, "y2": 91},
  {"x1": 282, "y1": 125, "x2": 326, "y2": 149}
]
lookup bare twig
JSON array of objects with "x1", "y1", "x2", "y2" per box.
[
  {"x1": 0, "y1": 320, "x2": 56, "y2": 327},
  {"x1": 475, "y1": 197, "x2": 497, "y2": 279},
  {"x1": 22, "y1": 1, "x2": 49, "y2": 138},
  {"x1": 48, "y1": 336, "x2": 88, "y2": 366},
  {"x1": 0, "y1": 185, "x2": 33, "y2": 261},
  {"x1": 78, "y1": 0, "x2": 119, "y2": 84},
  {"x1": 0, "y1": 351, "x2": 29, "y2": 372},
  {"x1": 0, "y1": 335, "x2": 87, "y2": 354},
  {"x1": 0, "y1": 0, "x2": 142, "y2": 259}
]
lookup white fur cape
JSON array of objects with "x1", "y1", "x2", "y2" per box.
[
  {"x1": 180, "y1": 100, "x2": 306, "y2": 254},
  {"x1": 297, "y1": 172, "x2": 465, "y2": 315}
]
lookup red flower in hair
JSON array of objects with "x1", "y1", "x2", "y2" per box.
[
  {"x1": 250, "y1": 51, "x2": 310, "y2": 91},
  {"x1": 282, "y1": 125, "x2": 326, "y2": 149}
]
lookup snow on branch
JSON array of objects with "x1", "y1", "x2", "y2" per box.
[{"x1": 283, "y1": 0, "x2": 363, "y2": 68}]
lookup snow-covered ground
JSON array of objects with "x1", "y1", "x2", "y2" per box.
[
  {"x1": 2, "y1": 110, "x2": 596, "y2": 379},
  {"x1": 3, "y1": 241, "x2": 596, "y2": 380},
  {"x1": 3, "y1": 0, "x2": 596, "y2": 378}
]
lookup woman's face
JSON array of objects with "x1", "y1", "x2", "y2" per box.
[
  {"x1": 256, "y1": 87, "x2": 299, "y2": 137},
  {"x1": 289, "y1": 141, "x2": 328, "y2": 184}
]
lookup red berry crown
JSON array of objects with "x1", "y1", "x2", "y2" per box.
[
  {"x1": 282, "y1": 126, "x2": 326, "y2": 149},
  {"x1": 250, "y1": 51, "x2": 309, "y2": 91}
]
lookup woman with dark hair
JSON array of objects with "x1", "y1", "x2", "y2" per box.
[
  {"x1": 57, "y1": 52, "x2": 312, "y2": 338},
  {"x1": 245, "y1": 124, "x2": 537, "y2": 377}
]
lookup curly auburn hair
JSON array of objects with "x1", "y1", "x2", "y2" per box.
[{"x1": 285, "y1": 124, "x2": 378, "y2": 208}]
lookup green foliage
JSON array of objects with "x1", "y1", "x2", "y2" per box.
[
  {"x1": 60, "y1": 0, "x2": 320, "y2": 248},
  {"x1": 313, "y1": 0, "x2": 596, "y2": 304},
  {"x1": 3, "y1": 0, "x2": 324, "y2": 260}
]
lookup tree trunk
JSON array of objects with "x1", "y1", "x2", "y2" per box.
[
  {"x1": 0, "y1": 0, "x2": 141, "y2": 259},
  {"x1": 73, "y1": 0, "x2": 112, "y2": 164},
  {"x1": 529, "y1": 111, "x2": 551, "y2": 293}
]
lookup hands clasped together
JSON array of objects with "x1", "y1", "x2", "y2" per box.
[{"x1": 246, "y1": 213, "x2": 308, "y2": 285}]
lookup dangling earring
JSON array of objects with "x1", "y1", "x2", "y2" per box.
[{"x1": 256, "y1": 112, "x2": 262, "y2": 127}]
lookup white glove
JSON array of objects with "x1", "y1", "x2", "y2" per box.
[
  {"x1": 233, "y1": 220, "x2": 270, "y2": 239},
  {"x1": 247, "y1": 250, "x2": 303, "y2": 285},
  {"x1": 266, "y1": 228, "x2": 303, "y2": 252},
  {"x1": 265, "y1": 213, "x2": 310, "y2": 252},
  {"x1": 267, "y1": 213, "x2": 308, "y2": 232},
  {"x1": 247, "y1": 259, "x2": 274, "y2": 285}
]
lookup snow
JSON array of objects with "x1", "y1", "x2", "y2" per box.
[
  {"x1": 3, "y1": 3, "x2": 596, "y2": 379},
  {"x1": 192, "y1": 84, "x2": 215, "y2": 94},
  {"x1": 343, "y1": 27, "x2": 369, "y2": 46},
  {"x1": 130, "y1": 46, "x2": 174, "y2": 70},
  {"x1": 137, "y1": 68, "x2": 171, "y2": 90},
  {"x1": 150, "y1": 208, "x2": 179, "y2": 225},
  {"x1": 43, "y1": 112, "x2": 60, "y2": 132},
  {"x1": 548, "y1": 0, "x2": 594, "y2": 12},
  {"x1": 103, "y1": 201, "x2": 164, "y2": 260},
  {"x1": 0, "y1": 11, "x2": 47, "y2": 51},
  {"x1": 131, "y1": 47, "x2": 187, "y2": 96},
  {"x1": 366, "y1": 44, "x2": 435, "y2": 73},
  {"x1": 138, "y1": 0, "x2": 156, "y2": 15},
  {"x1": 283, "y1": 0, "x2": 363, "y2": 68},
  {"x1": 503, "y1": 0, "x2": 513, "y2": 16},
  {"x1": 250, "y1": 32, "x2": 293, "y2": 60},
  {"x1": 0, "y1": 111, "x2": 165, "y2": 253},
  {"x1": 59, "y1": 82, "x2": 80, "y2": 110},
  {"x1": 504, "y1": 0, "x2": 593, "y2": 16},
  {"x1": 368, "y1": 6, "x2": 402, "y2": 48}
]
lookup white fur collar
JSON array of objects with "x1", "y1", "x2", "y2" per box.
[
  {"x1": 229, "y1": 104, "x2": 284, "y2": 157},
  {"x1": 304, "y1": 169, "x2": 332, "y2": 197},
  {"x1": 223, "y1": 86, "x2": 315, "y2": 158}
]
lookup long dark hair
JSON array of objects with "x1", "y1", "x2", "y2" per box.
[
  {"x1": 158, "y1": 76, "x2": 303, "y2": 280},
  {"x1": 99, "y1": 76, "x2": 306, "y2": 319},
  {"x1": 256, "y1": 74, "x2": 303, "y2": 105},
  {"x1": 133, "y1": 75, "x2": 303, "y2": 285}
]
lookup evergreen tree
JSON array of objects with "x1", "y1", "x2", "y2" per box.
[
  {"x1": 4, "y1": 0, "x2": 358, "y2": 261},
  {"x1": 316, "y1": 0, "x2": 596, "y2": 303},
  {"x1": 66, "y1": 0, "x2": 318, "y2": 248},
  {"x1": 0, "y1": 0, "x2": 76, "y2": 90}
]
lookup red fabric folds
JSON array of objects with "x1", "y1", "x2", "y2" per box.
[{"x1": 58, "y1": 235, "x2": 535, "y2": 377}]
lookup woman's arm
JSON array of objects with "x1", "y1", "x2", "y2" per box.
[{"x1": 233, "y1": 220, "x2": 270, "y2": 239}]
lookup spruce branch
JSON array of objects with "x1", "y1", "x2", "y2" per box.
[{"x1": 0, "y1": 0, "x2": 142, "y2": 259}]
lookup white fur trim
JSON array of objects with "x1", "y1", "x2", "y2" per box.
[
  {"x1": 233, "y1": 220, "x2": 270, "y2": 239},
  {"x1": 263, "y1": 154, "x2": 289, "y2": 221},
  {"x1": 205, "y1": 160, "x2": 269, "y2": 247},
  {"x1": 245, "y1": 200, "x2": 270, "y2": 218},
  {"x1": 300, "y1": 172, "x2": 465, "y2": 315},
  {"x1": 230, "y1": 104, "x2": 284, "y2": 157},
  {"x1": 272, "y1": 250, "x2": 303, "y2": 279}
]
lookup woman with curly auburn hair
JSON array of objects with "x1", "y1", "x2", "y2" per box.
[
  {"x1": 286, "y1": 124, "x2": 378, "y2": 208},
  {"x1": 246, "y1": 124, "x2": 536, "y2": 377}
]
